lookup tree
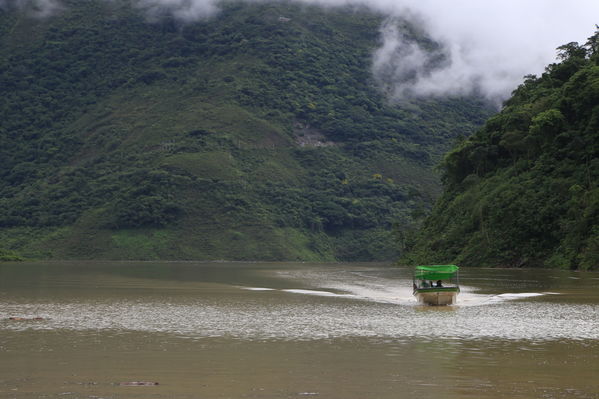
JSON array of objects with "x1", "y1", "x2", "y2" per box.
[{"x1": 556, "y1": 42, "x2": 587, "y2": 61}]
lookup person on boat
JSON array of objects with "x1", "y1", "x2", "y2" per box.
[
  {"x1": 421, "y1": 280, "x2": 430, "y2": 288},
  {"x1": 436, "y1": 280, "x2": 443, "y2": 287}
]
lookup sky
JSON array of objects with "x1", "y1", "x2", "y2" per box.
[{"x1": 4, "y1": 0, "x2": 599, "y2": 102}]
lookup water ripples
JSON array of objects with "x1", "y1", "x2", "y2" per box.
[
  {"x1": 2, "y1": 294, "x2": 598, "y2": 342},
  {"x1": 2, "y1": 264, "x2": 598, "y2": 342}
]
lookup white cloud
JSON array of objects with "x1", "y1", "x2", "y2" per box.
[
  {"x1": 134, "y1": 0, "x2": 219, "y2": 21},
  {"x1": 5, "y1": 0, "x2": 599, "y2": 101},
  {"x1": 364, "y1": 0, "x2": 599, "y2": 102},
  {"x1": 122, "y1": 0, "x2": 599, "y2": 101},
  {"x1": 0, "y1": 0, "x2": 62, "y2": 17}
]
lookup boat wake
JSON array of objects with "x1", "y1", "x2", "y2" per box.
[
  {"x1": 241, "y1": 267, "x2": 557, "y2": 307},
  {"x1": 2, "y1": 266, "x2": 596, "y2": 341},
  {"x1": 457, "y1": 291, "x2": 556, "y2": 306}
]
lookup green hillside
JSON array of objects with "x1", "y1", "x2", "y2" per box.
[
  {"x1": 404, "y1": 31, "x2": 599, "y2": 270},
  {"x1": 0, "y1": 0, "x2": 493, "y2": 261}
]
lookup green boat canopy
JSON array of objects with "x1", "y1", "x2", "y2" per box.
[{"x1": 414, "y1": 265, "x2": 459, "y2": 281}]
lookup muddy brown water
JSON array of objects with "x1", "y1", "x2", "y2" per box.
[{"x1": 1, "y1": 261, "x2": 598, "y2": 399}]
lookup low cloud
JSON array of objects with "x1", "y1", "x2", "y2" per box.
[
  {"x1": 371, "y1": 16, "x2": 518, "y2": 104},
  {"x1": 367, "y1": 0, "x2": 599, "y2": 103},
  {"x1": 5, "y1": 0, "x2": 599, "y2": 102},
  {"x1": 134, "y1": 0, "x2": 219, "y2": 21},
  {"x1": 0, "y1": 0, "x2": 62, "y2": 17}
]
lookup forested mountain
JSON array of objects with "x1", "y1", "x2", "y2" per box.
[
  {"x1": 405, "y1": 31, "x2": 599, "y2": 270},
  {"x1": 0, "y1": 0, "x2": 493, "y2": 261}
]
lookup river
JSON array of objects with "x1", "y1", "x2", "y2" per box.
[{"x1": 1, "y1": 261, "x2": 598, "y2": 398}]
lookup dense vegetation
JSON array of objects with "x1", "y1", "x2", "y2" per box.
[
  {"x1": 405, "y1": 30, "x2": 599, "y2": 270},
  {"x1": 0, "y1": 0, "x2": 493, "y2": 261}
]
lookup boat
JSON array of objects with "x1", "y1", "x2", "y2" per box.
[{"x1": 413, "y1": 265, "x2": 460, "y2": 305}]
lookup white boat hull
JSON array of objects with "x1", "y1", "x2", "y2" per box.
[{"x1": 414, "y1": 289, "x2": 458, "y2": 306}]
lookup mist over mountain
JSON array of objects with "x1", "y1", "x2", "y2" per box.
[{"x1": 5, "y1": 0, "x2": 599, "y2": 102}]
